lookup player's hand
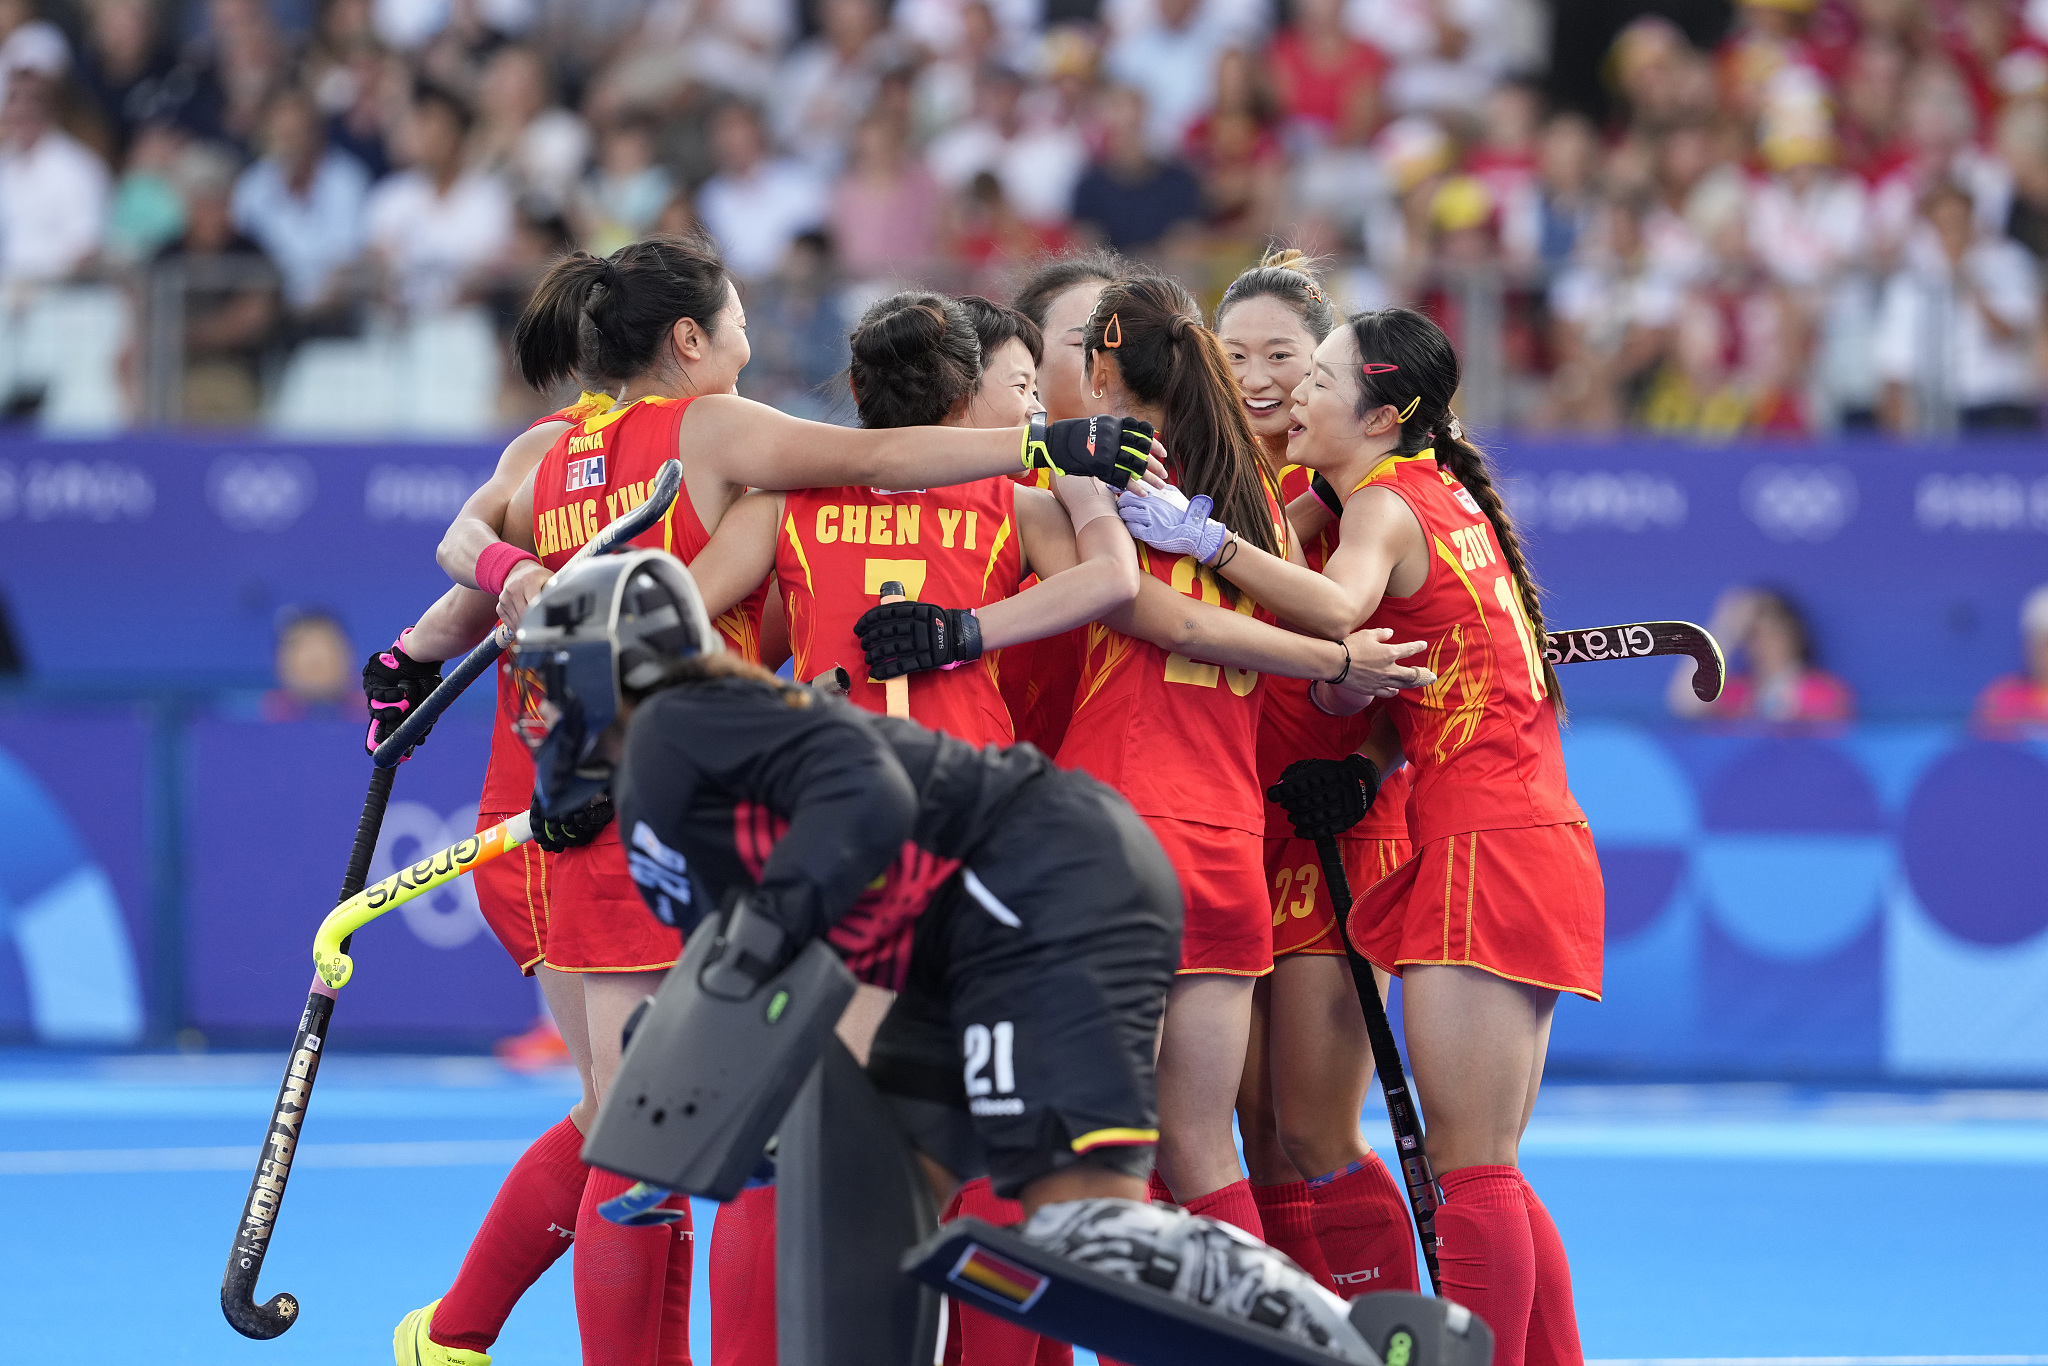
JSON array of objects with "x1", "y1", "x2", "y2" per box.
[
  {"x1": 1267, "y1": 755, "x2": 1380, "y2": 840},
  {"x1": 498, "y1": 558, "x2": 553, "y2": 632},
  {"x1": 530, "y1": 793, "x2": 615, "y2": 853},
  {"x1": 1116, "y1": 487, "x2": 1228, "y2": 563},
  {"x1": 1023, "y1": 415, "x2": 1164, "y2": 491},
  {"x1": 854, "y1": 600, "x2": 983, "y2": 679},
  {"x1": 361, "y1": 635, "x2": 441, "y2": 757},
  {"x1": 1334, "y1": 627, "x2": 1435, "y2": 700}
]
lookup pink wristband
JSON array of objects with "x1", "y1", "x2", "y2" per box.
[{"x1": 476, "y1": 541, "x2": 541, "y2": 597}]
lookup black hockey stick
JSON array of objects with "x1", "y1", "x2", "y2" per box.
[
  {"x1": 221, "y1": 458, "x2": 684, "y2": 1339},
  {"x1": 1309, "y1": 832, "x2": 1443, "y2": 1297},
  {"x1": 1543, "y1": 620, "x2": 1724, "y2": 703}
]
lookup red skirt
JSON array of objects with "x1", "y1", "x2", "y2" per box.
[
  {"x1": 1142, "y1": 814, "x2": 1272, "y2": 977},
  {"x1": 472, "y1": 810, "x2": 683, "y2": 976},
  {"x1": 1266, "y1": 833, "x2": 1413, "y2": 957},
  {"x1": 1346, "y1": 822, "x2": 1603, "y2": 1000}
]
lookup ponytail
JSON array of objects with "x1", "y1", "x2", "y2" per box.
[
  {"x1": 1085, "y1": 275, "x2": 1280, "y2": 601},
  {"x1": 1348, "y1": 307, "x2": 1562, "y2": 710},
  {"x1": 512, "y1": 233, "x2": 732, "y2": 393}
]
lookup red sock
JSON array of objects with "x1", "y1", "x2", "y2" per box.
[
  {"x1": 1251, "y1": 1181, "x2": 1335, "y2": 1293},
  {"x1": 575, "y1": 1168, "x2": 672, "y2": 1366},
  {"x1": 1517, "y1": 1173, "x2": 1583, "y2": 1366},
  {"x1": 1435, "y1": 1167, "x2": 1535, "y2": 1366},
  {"x1": 709, "y1": 1186, "x2": 778, "y2": 1366},
  {"x1": 1181, "y1": 1179, "x2": 1264, "y2": 1240},
  {"x1": 1146, "y1": 1170, "x2": 1175, "y2": 1206},
  {"x1": 659, "y1": 1191, "x2": 695, "y2": 1365},
  {"x1": 430, "y1": 1115, "x2": 586, "y2": 1351},
  {"x1": 1309, "y1": 1154, "x2": 1420, "y2": 1295},
  {"x1": 939, "y1": 1178, "x2": 1073, "y2": 1366}
]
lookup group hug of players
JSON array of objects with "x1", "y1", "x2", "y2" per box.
[{"x1": 360, "y1": 232, "x2": 1605, "y2": 1366}]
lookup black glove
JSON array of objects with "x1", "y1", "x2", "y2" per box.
[
  {"x1": 530, "y1": 793, "x2": 615, "y2": 853},
  {"x1": 699, "y1": 889, "x2": 798, "y2": 999},
  {"x1": 362, "y1": 638, "x2": 442, "y2": 756},
  {"x1": 854, "y1": 600, "x2": 983, "y2": 680},
  {"x1": 1023, "y1": 414, "x2": 1156, "y2": 490},
  {"x1": 1266, "y1": 755, "x2": 1381, "y2": 840}
]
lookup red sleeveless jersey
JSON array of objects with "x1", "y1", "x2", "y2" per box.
[
  {"x1": 1258, "y1": 464, "x2": 1410, "y2": 840},
  {"x1": 1357, "y1": 450, "x2": 1582, "y2": 846},
  {"x1": 1056, "y1": 481, "x2": 1287, "y2": 835},
  {"x1": 777, "y1": 477, "x2": 1024, "y2": 747},
  {"x1": 479, "y1": 394, "x2": 767, "y2": 815}
]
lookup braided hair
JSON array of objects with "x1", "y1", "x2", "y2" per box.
[
  {"x1": 1347, "y1": 307, "x2": 1562, "y2": 707},
  {"x1": 1084, "y1": 275, "x2": 1282, "y2": 601}
]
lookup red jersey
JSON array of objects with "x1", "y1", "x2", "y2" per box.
[
  {"x1": 1258, "y1": 464, "x2": 1410, "y2": 840},
  {"x1": 479, "y1": 394, "x2": 767, "y2": 815},
  {"x1": 777, "y1": 477, "x2": 1024, "y2": 747},
  {"x1": 1357, "y1": 451, "x2": 1582, "y2": 847},
  {"x1": 1057, "y1": 484, "x2": 1286, "y2": 835}
]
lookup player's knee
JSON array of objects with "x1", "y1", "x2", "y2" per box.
[{"x1": 1274, "y1": 1116, "x2": 1365, "y2": 1181}]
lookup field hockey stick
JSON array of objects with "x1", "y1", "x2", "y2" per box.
[
  {"x1": 370, "y1": 457, "x2": 687, "y2": 767},
  {"x1": 1543, "y1": 620, "x2": 1725, "y2": 702},
  {"x1": 877, "y1": 580, "x2": 910, "y2": 718},
  {"x1": 1308, "y1": 832, "x2": 1444, "y2": 1297},
  {"x1": 222, "y1": 460, "x2": 683, "y2": 1340}
]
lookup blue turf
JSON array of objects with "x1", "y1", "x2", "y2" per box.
[{"x1": 5, "y1": 1052, "x2": 2045, "y2": 1363}]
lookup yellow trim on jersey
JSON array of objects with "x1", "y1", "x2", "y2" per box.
[
  {"x1": 1351, "y1": 447, "x2": 1437, "y2": 497},
  {"x1": 781, "y1": 513, "x2": 816, "y2": 594},
  {"x1": 1426, "y1": 536, "x2": 1497, "y2": 762},
  {"x1": 577, "y1": 394, "x2": 661, "y2": 436},
  {"x1": 1071, "y1": 1127, "x2": 1159, "y2": 1153},
  {"x1": 560, "y1": 390, "x2": 615, "y2": 423},
  {"x1": 979, "y1": 514, "x2": 1015, "y2": 599}
]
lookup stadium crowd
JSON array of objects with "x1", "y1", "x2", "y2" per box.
[{"x1": 3, "y1": 0, "x2": 2048, "y2": 434}]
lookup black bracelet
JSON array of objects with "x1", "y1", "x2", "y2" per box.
[
  {"x1": 1310, "y1": 472, "x2": 1344, "y2": 519},
  {"x1": 1212, "y1": 535, "x2": 1240, "y2": 570},
  {"x1": 1326, "y1": 639, "x2": 1352, "y2": 686}
]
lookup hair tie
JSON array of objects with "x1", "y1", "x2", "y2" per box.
[
  {"x1": 1102, "y1": 312, "x2": 1123, "y2": 349},
  {"x1": 1396, "y1": 395, "x2": 1422, "y2": 423},
  {"x1": 1169, "y1": 314, "x2": 1192, "y2": 341},
  {"x1": 1439, "y1": 414, "x2": 1464, "y2": 443}
]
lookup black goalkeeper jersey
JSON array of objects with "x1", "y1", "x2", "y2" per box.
[{"x1": 612, "y1": 677, "x2": 1052, "y2": 990}]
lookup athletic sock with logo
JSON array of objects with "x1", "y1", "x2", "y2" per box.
[
  {"x1": 1250, "y1": 1181, "x2": 1335, "y2": 1293},
  {"x1": 1307, "y1": 1153, "x2": 1420, "y2": 1295},
  {"x1": 430, "y1": 1115, "x2": 586, "y2": 1352},
  {"x1": 939, "y1": 1178, "x2": 1074, "y2": 1366},
  {"x1": 575, "y1": 1167, "x2": 672, "y2": 1366},
  {"x1": 709, "y1": 1184, "x2": 778, "y2": 1366},
  {"x1": 1435, "y1": 1166, "x2": 1535, "y2": 1366},
  {"x1": 658, "y1": 1191, "x2": 696, "y2": 1365},
  {"x1": 1517, "y1": 1172, "x2": 1584, "y2": 1366}
]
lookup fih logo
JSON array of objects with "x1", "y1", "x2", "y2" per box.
[
  {"x1": 369, "y1": 801, "x2": 488, "y2": 950},
  {"x1": 208, "y1": 454, "x2": 316, "y2": 532},
  {"x1": 1741, "y1": 463, "x2": 1857, "y2": 542}
]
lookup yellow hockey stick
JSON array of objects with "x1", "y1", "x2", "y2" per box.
[{"x1": 311, "y1": 811, "x2": 533, "y2": 989}]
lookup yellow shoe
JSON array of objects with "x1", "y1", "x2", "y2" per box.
[{"x1": 394, "y1": 1300, "x2": 492, "y2": 1366}]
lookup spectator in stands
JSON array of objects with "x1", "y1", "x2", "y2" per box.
[
  {"x1": 195, "y1": 0, "x2": 290, "y2": 147},
  {"x1": 1520, "y1": 110, "x2": 1599, "y2": 273},
  {"x1": 1106, "y1": 0, "x2": 1237, "y2": 154},
  {"x1": 1868, "y1": 62, "x2": 2011, "y2": 256},
  {"x1": 947, "y1": 169, "x2": 1071, "y2": 286},
  {"x1": 1070, "y1": 85, "x2": 1206, "y2": 255},
  {"x1": 71, "y1": 0, "x2": 189, "y2": 158},
  {"x1": 1973, "y1": 584, "x2": 2048, "y2": 731},
  {"x1": 232, "y1": 86, "x2": 369, "y2": 322},
  {"x1": 1354, "y1": 0, "x2": 1510, "y2": 116},
  {"x1": 737, "y1": 230, "x2": 851, "y2": 419},
  {"x1": 1836, "y1": 36, "x2": 1909, "y2": 179},
  {"x1": 0, "y1": 0, "x2": 65, "y2": 116},
  {"x1": 364, "y1": 82, "x2": 512, "y2": 315},
  {"x1": 1540, "y1": 195, "x2": 1678, "y2": 431},
  {"x1": 832, "y1": 109, "x2": 941, "y2": 278},
  {"x1": 776, "y1": 0, "x2": 902, "y2": 169},
  {"x1": 912, "y1": 0, "x2": 1000, "y2": 139},
  {"x1": 1997, "y1": 101, "x2": 2048, "y2": 267},
  {"x1": 574, "y1": 114, "x2": 675, "y2": 258},
  {"x1": 1264, "y1": 0, "x2": 1385, "y2": 141},
  {"x1": 1671, "y1": 585, "x2": 1854, "y2": 724},
  {"x1": 696, "y1": 99, "x2": 827, "y2": 279},
  {"x1": 1184, "y1": 47, "x2": 1283, "y2": 239},
  {"x1": 927, "y1": 61, "x2": 1088, "y2": 227},
  {"x1": 472, "y1": 44, "x2": 588, "y2": 213},
  {"x1": 103, "y1": 122, "x2": 188, "y2": 266},
  {"x1": 1286, "y1": 79, "x2": 1398, "y2": 273},
  {"x1": 155, "y1": 141, "x2": 279, "y2": 422},
  {"x1": 0, "y1": 68, "x2": 109, "y2": 292},
  {"x1": 1875, "y1": 181, "x2": 2041, "y2": 434},
  {"x1": 261, "y1": 607, "x2": 363, "y2": 722}
]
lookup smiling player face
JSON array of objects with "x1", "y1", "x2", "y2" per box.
[
  {"x1": 965, "y1": 337, "x2": 1040, "y2": 429},
  {"x1": 1218, "y1": 294, "x2": 1317, "y2": 453},
  {"x1": 1286, "y1": 327, "x2": 1375, "y2": 470}
]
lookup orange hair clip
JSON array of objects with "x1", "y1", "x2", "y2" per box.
[{"x1": 1103, "y1": 312, "x2": 1123, "y2": 349}]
